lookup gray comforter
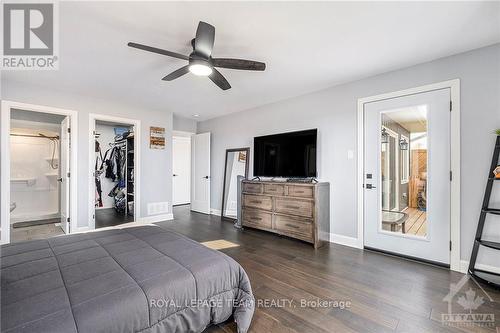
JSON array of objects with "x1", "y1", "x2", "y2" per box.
[{"x1": 1, "y1": 225, "x2": 254, "y2": 333}]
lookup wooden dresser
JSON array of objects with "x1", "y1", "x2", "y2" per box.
[{"x1": 240, "y1": 180, "x2": 330, "y2": 248}]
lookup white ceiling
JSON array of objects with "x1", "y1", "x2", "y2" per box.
[{"x1": 2, "y1": 1, "x2": 500, "y2": 121}]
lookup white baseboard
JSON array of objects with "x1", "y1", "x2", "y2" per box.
[
  {"x1": 138, "y1": 213, "x2": 174, "y2": 223},
  {"x1": 459, "y1": 260, "x2": 500, "y2": 275},
  {"x1": 210, "y1": 208, "x2": 221, "y2": 216},
  {"x1": 325, "y1": 232, "x2": 362, "y2": 249}
]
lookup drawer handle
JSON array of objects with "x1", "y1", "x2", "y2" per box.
[
  {"x1": 251, "y1": 217, "x2": 262, "y2": 221},
  {"x1": 295, "y1": 190, "x2": 304, "y2": 194},
  {"x1": 285, "y1": 205, "x2": 300, "y2": 210},
  {"x1": 285, "y1": 223, "x2": 300, "y2": 229},
  {"x1": 250, "y1": 200, "x2": 262, "y2": 204}
]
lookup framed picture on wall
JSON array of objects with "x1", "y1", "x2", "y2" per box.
[{"x1": 150, "y1": 126, "x2": 165, "y2": 149}]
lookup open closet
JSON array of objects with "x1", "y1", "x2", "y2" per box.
[{"x1": 94, "y1": 121, "x2": 135, "y2": 228}]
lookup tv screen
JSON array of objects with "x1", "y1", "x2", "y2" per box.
[{"x1": 253, "y1": 129, "x2": 317, "y2": 178}]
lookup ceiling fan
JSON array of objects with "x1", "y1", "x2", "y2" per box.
[{"x1": 127, "y1": 21, "x2": 266, "y2": 90}]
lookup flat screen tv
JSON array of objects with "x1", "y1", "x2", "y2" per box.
[{"x1": 253, "y1": 129, "x2": 317, "y2": 178}]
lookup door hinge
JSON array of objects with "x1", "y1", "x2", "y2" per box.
[
  {"x1": 67, "y1": 172, "x2": 70, "y2": 178},
  {"x1": 449, "y1": 101, "x2": 452, "y2": 111},
  {"x1": 67, "y1": 127, "x2": 71, "y2": 134},
  {"x1": 67, "y1": 217, "x2": 70, "y2": 223},
  {"x1": 449, "y1": 241, "x2": 452, "y2": 251},
  {"x1": 449, "y1": 171, "x2": 452, "y2": 181}
]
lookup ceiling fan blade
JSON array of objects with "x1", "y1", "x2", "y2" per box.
[
  {"x1": 162, "y1": 65, "x2": 190, "y2": 81},
  {"x1": 209, "y1": 68, "x2": 231, "y2": 90},
  {"x1": 194, "y1": 21, "x2": 215, "y2": 58},
  {"x1": 212, "y1": 58, "x2": 266, "y2": 71},
  {"x1": 128, "y1": 42, "x2": 189, "y2": 61}
]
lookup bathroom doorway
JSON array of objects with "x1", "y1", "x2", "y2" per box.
[{"x1": 1, "y1": 101, "x2": 78, "y2": 244}]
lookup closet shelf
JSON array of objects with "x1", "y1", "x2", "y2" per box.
[{"x1": 11, "y1": 178, "x2": 36, "y2": 186}]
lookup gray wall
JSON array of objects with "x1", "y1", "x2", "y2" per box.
[
  {"x1": 173, "y1": 114, "x2": 197, "y2": 133},
  {"x1": 1, "y1": 80, "x2": 173, "y2": 230},
  {"x1": 198, "y1": 44, "x2": 500, "y2": 266}
]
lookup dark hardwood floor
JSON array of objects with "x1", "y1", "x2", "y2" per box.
[
  {"x1": 95, "y1": 208, "x2": 134, "y2": 229},
  {"x1": 156, "y1": 205, "x2": 500, "y2": 333}
]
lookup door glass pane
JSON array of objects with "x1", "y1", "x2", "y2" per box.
[{"x1": 380, "y1": 107, "x2": 428, "y2": 237}]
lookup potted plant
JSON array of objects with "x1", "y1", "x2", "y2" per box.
[{"x1": 495, "y1": 129, "x2": 500, "y2": 136}]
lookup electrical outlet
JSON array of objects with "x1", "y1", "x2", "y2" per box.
[{"x1": 147, "y1": 202, "x2": 169, "y2": 215}]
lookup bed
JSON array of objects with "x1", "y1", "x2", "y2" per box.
[{"x1": 1, "y1": 225, "x2": 254, "y2": 333}]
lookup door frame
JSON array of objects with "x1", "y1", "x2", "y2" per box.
[
  {"x1": 1, "y1": 100, "x2": 79, "y2": 244},
  {"x1": 88, "y1": 113, "x2": 141, "y2": 230},
  {"x1": 357, "y1": 79, "x2": 461, "y2": 272}
]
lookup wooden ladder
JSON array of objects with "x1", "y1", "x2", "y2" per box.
[{"x1": 468, "y1": 135, "x2": 500, "y2": 288}]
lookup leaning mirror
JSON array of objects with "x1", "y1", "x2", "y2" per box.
[{"x1": 221, "y1": 148, "x2": 250, "y2": 220}]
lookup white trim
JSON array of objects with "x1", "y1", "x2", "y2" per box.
[
  {"x1": 459, "y1": 260, "x2": 500, "y2": 275},
  {"x1": 73, "y1": 226, "x2": 91, "y2": 233},
  {"x1": 210, "y1": 208, "x2": 221, "y2": 216},
  {"x1": 357, "y1": 79, "x2": 461, "y2": 272},
  {"x1": 172, "y1": 130, "x2": 195, "y2": 138},
  {"x1": 88, "y1": 113, "x2": 141, "y2": 230},
  {"x1": 1, "y1": 100, "x2": 78, "y2": 244},
  {"x1": 138, "y1": 213, "x2": 174, "y2": 223},
  {"x1": 329, "y1": 233, "x2": 362, "y2": 249}
]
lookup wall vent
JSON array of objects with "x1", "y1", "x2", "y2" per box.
[{"x1": 147, "y1": 202, "x2": 169, "y2": 215}]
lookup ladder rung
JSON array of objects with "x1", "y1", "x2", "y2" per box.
[
  {"x1": 477, "y1": 240, "x2": 500, "y2": 250},
  {"x1": 483, "y1": 208, "x2": 500, "y2": 215},
  {"x1": 469, "y1": 269, "x2": 500, "y2": 288},
  {"x1": 474, "y1": 268, "x2": 500, "y2": 277}
]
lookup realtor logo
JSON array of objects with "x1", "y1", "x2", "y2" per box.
[
  {"x1": 1, "y1": 2, "x2": 58, "y2": 69},
  {"x1": 442, "y1": 275, "x2": 496, "y2": 328}
]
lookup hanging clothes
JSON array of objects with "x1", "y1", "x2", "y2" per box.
[{"x1": 94, "y1": 140, "x2": 104, "y2": 207}]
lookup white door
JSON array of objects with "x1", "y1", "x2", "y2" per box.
[
  {"x1": 364, "y1": 89, "x2": 451, "y2": 264},
  {"x1": 191, "y1": 133, "x2": 210, "y2": 214},
  {"x1": 60, "y1": 117, "x2": 71, "y2": 234},
  {"x1": 173, "y1": 136, "x2": 191, "y2": 205}
]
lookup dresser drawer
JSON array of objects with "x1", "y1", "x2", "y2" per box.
[
  {"x1": 242, "y1": 209, "x2": 272, "y2": 229},
  {"x1": 287, "y1": 185, "x2": 314, "y2": 198},
  {"x1": 275, "y1": 197, "x2": 313, "y2": 218},
  {"x1": 275, "y1": 215, "x2": 313, "y2": 241},
  {"x1": 263, "y1": 183, "x2": 285, "y2": 196},
  {"x1": 243, "y1": 194, "x2": 273, "y2": 211},
  {"x1": 243, "y1": 182, "x2": 262, "y2": 194}
]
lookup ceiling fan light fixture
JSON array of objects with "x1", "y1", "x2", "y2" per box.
[{"x1": 189, "y1": 63, "x2": 212, "y2": 76}]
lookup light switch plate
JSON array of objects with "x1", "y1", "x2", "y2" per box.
[{"x1": 347, "y1": 150, "x2": 354, "y2": 160}]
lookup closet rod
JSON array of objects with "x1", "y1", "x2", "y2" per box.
[{"x1": 10, "y1": 133, "x2": 60, "y2": 140}]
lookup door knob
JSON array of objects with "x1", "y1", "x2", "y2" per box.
[
  {"x1": 203, "y1": 176, "x2": 209, "y2": 179},
  {"x1": 57, "y1": 177, "x2": 63, "y2": 182},
  {"x1": 173, "y1": 174, "x2": 178, "y2": 177}
]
